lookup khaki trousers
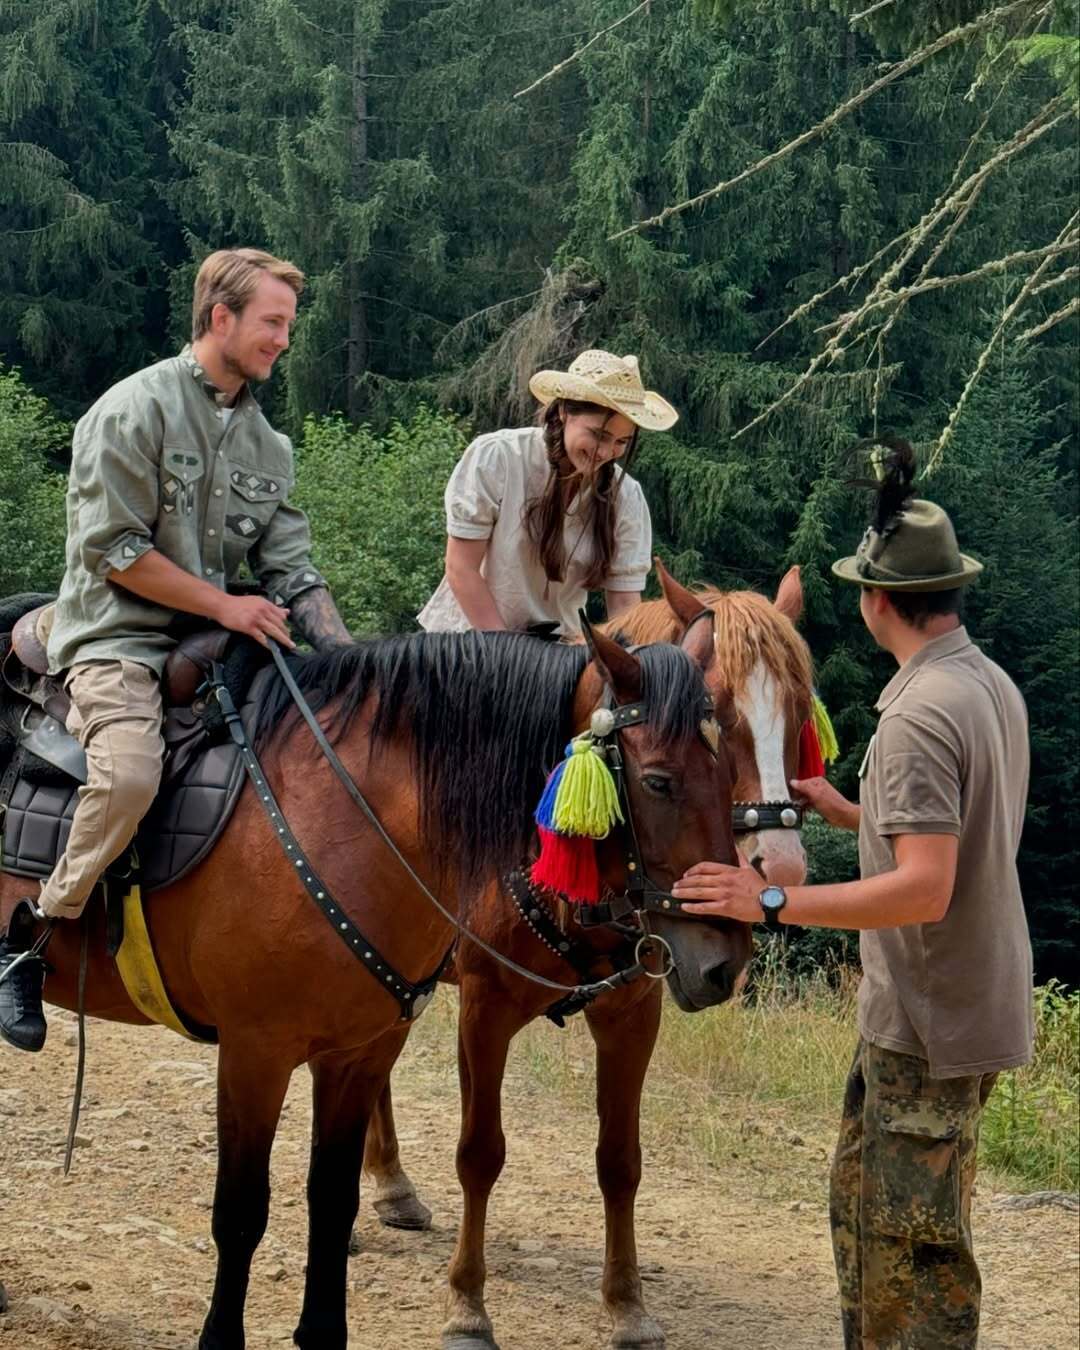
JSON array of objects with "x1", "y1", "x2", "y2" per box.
[
  {"x1": 37, "y1": 660, "x2": 165, "y2": 920},
  {"x1": 829, "y1": 1038, "x2": 998, "y2": 1350}
]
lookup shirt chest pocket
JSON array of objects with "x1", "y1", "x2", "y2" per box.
[
  {"x1": 225, "y1": 465, "x2": 285, "y2": 545},
  {"x1": 160, "y1": 446, "x2": 206, "y2": 518}
]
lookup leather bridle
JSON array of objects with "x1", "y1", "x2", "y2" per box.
[{"x1": 202, "y1": 640, "x2": 722, "y2": 1022}]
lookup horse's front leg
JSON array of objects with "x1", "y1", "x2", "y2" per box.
[
  {"x1": 295, "y1": 1045, "x2": 398, "y2": 1350},
  {"x1": 361, "y1": 1076, "x2": 432, "y2": 1233},
  {"x1": 200, "y1": 1042, "x2": 293, "y2": 1350},
  {"x1": 586, "y1": 984, "x2": 666, "y2": 1350},
  {"x1": 442, "y1": 979, "x2": 524, "y2": 1350}
]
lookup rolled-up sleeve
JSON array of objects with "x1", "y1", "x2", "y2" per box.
[
  {"x1": 605, "y1": 475, "x2": 652, "y2": 592},
  {"x1": 445, "y1": 435, "x2": 509, "y2": 539},
  {"x1": 71, "y1": 402, "x2": 162, "y2": 577}
]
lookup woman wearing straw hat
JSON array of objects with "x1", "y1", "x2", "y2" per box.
[{"x1": 418, "y1": 350, "x2": 678, "y2": 636}]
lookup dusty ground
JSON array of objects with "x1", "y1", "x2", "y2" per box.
[{"x1": 0, "y1": 1002, "x2": 1076, "y2": 1350}]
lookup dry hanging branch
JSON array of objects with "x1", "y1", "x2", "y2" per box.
[
  {"x1": 732, "y1": 94, "x2": 1074, "y2": 441},
  {"x1": 924, "y1": 209, "x2": 1080, "y2": 474},
  {"x1": 850, "y1": 0, "x2": 901, "y2": 23},
  {"x1": 1031, "y1": 263, "x2": 1080, "y2": 295},
  {"x1": 1017, "y1": 295, "x2": 1080, "y2": 341},
  {"x1": 816, "y1": 236, "x2": 1079, "y2": 332},
  {"x1": 757, "y1": 87, "x2": 1069, "y2": 354},
  {"x1": 862, "y1": 33, "x2": 1040, "y2": 419},
  {"x1": 608, "y1": 0, "x2": 1040, "y2": 241},
  {"x1": 754, "y1": 228, "x2": 919, "y2": 351},
  {"x1": 513, "y1": 0, "x2": 653, "y2": 100}
]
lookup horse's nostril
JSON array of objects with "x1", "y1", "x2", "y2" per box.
[{"x1": 705, "y1": 961, "x2": 733, "y2": 997}]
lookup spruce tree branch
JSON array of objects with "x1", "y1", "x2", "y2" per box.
[
  {"x1": 513, "y1": 0, "x2": 653, "y2": 99},
  {"x1": 816, "y1": 237, "x2": 1078, "y2": 333},
  {"x1": 925, "y1": 210, "x2": 1080, "y2": 475},
  {"x1": 1017, "y1": 296, "x2": 1080, "y2": 341},
  {"x1": 433, "y1": 288, "x2": 544, "y2": 362},
  {"x1": 608, "y1": 0, "x2": 1040, "y2": 241}
]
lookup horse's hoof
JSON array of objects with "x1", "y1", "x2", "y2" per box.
[
  {"x1": 442, "y1": 1336, "x2": 500, "y2": 1350},
  {"x1": 0, "y1": 1282, "x2": 7, "y2": 1314},
  {"x1": 374, "y1": 1192, "x2": 432, "y2": 1230},
  {"x1": 611, "y1": 1315, "x2": 666, "y2": 1349},
  {"x1": 348, "y1": 1226, "x2": 362, "y2": 1256}
]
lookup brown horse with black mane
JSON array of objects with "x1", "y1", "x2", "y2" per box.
[
  {"x1": 0, "y1": 603, "x2": 739, "y2": 1350},
  {"x1": 359, "y1": 564, "x2": 816, "y2": 1350}
]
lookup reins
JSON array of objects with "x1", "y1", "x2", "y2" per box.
[{"x1": 203, "y1": 641, "x2": 679, "y2": 1020}]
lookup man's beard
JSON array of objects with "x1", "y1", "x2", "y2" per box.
[{"x1": 221, "y1": 342, "x2": 266, "y2": 385}]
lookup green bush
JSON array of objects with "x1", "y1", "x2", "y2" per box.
[
  {"x1": 292, "y1": 406, "x2": 467, "y2": 635},
  {"x1": 980, "y1": 980, "x2": 1079, "y2": 1191},
  {"x1": 0, "y1": 364, "x2": 68, "y2": 595},
  {"x1": 782, "y1": 813, "x2": 861, "y2": 975}
]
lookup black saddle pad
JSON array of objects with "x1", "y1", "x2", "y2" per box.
[{"x1": 2, "y1": 724, "x2": 246, "y2": 892}]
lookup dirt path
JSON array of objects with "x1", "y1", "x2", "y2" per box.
[{"x1": 0, "y1": 1007, "x2": 1076, "y2": 1350}]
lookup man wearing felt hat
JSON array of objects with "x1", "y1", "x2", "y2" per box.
[{"x1": 672, "y1": 442, "x2": 1033, "y2": 1349}]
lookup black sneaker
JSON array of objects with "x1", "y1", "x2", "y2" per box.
[
  {"x1": 0, "y1": 900, "x2": 49, "y2": 1052},
  {"x1": 0, "y1": 943, "x2": 47, "y2": 1051}
]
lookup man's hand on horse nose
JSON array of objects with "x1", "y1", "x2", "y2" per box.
[
  {"x1": 671, "y1": 856, "x2": 761, "y2": 920},
  {"x1": 220, "y1": 595, "x2": 295, "y2": 649}
]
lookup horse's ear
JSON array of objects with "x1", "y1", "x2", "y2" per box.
[
  {"x1": 679, "y1": 609, "x2": 715, "y2": 674},
  {"x1": 655, "y1": 556, "x2": 704, "y2": 629},
  {"x1": 774, "y1": 565, "x2": 803, "y2": 623},
  {"x1": 580, "y1": 610, "x2": 642, "y2": 701}
]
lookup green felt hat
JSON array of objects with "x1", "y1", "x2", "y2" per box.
[{"x1": 832, "y1": 498, "x2": 983, "y2": 592}]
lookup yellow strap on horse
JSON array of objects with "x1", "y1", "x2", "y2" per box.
[{"x1": 114, "y1": 881, "x2": 206, "y2": 1043}]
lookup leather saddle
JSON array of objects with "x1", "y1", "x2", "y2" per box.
[{"x1": 1, "y1": 602, "x2": 265, "y2": 892}]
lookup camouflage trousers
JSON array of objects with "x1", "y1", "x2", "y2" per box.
[{"x1": 829, "y1": 1038, "x2": 997, "y2": 1349}]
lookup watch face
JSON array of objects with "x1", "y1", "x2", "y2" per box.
[{"x1": 760, "y1": 885, "x2": 786, "y2": 911}]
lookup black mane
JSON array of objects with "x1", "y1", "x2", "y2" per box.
[{"x1": 252, "y1": 630, "x2": 706, "y2": 891}]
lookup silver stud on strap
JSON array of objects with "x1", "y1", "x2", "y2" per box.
[
  {"x1": 743, "y1": 807, "x2": 759, "y2": 830},
  {"x1": 781, "y1": 807, "x2": 799, "y2": 828}
]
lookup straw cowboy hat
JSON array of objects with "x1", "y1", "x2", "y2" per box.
[
  {"x1": 529, "y1": 349, "x2": 679, "y2": 432},
  {"x1": 832, "y1": 498, "x2": 984, "y2": 592}
]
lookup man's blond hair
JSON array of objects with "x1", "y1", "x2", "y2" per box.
[{"x1": 191, "y1": 248, "x2": 305, "y2": 339}]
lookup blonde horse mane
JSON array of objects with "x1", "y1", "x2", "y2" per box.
[{"x1": 611, "y1": 587, "x2": 814, "y2": 703}]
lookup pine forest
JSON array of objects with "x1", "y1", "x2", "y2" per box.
[{"x1": 1, "y1": 0, "x2": 1077, "y2": 979}]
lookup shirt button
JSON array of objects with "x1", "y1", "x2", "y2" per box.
[
  {"x1": 214, "y1": 488, "x2": 223, "y2": 497},
  {"x1": 208, "y1": 529, "x2": 216, "y2": 537},
  {"x1": 204, "y1": 568, "x2": 214, "y2": 576}
]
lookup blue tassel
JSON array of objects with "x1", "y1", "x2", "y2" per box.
[{"x1": 534, "y1": 750, "x2": 571, "y2": 832}]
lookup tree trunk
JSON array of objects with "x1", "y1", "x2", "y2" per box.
[{"x1": 347, "y1": 9, "x2": 370, "y2": 423}]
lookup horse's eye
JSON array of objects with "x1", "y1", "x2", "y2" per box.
[{"x1": 642, "y1": 773, "x2": 673, "y2": 797}]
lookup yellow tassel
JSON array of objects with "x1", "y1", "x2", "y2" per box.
[
  {"x1": 811, "y1": 694, "x2": 839, "y2": 764},
  {"x1": 553, "y1": 737, "x2": 624, "y2": 838}
]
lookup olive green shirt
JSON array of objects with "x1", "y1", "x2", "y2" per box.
[
  {"x1": 48, "y1": 349, "x2": 325, "y2": 675},
  {"x1": 857, "y1": 626, "x2": 1034, "y2": 1078}
]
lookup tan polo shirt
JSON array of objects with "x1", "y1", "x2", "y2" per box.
[
  {"x1": 857, "y1": 626, "x2": 1034, "y2": 1078},
  {"x1": 417, "y1": 426, "x2": 651, "y2": 637}
]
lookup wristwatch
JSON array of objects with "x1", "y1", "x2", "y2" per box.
[{"x1": 759, "y1": 884, "x2": 788, "y2": 930}]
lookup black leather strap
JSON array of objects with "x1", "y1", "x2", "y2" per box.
[
  {"x1": 732, "y1": 801, "x2": 805, "y2": 833},
  {"x1": 209, "y1": 673, "x2": 443, "y2": 1021}
]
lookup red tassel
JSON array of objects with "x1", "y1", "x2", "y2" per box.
[
  {"x1": 531, "y1": 826, "x2": 601, "y2": 905},
  {"x1": 798, "y1": 720, "x2": 825, "y2": 780}
]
